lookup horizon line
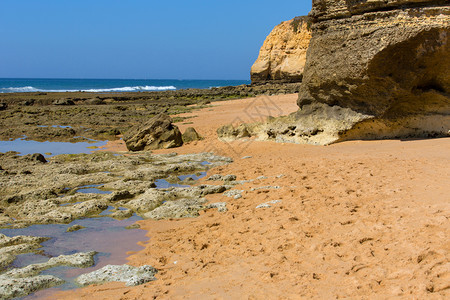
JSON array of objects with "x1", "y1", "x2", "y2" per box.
[{"x1": 0, "y1": 77, "x2": 251, "y2": 81}]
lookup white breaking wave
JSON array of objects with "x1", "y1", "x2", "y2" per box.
[{"x1": 0, "y1": 85, "x2": 177, "y2": 93}]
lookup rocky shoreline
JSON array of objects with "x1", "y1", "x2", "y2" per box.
[
  {"x1": 0, "y1": 148, "x2": 253, "y2": 298},
  {"x1": 0, "y1": 83, "x2": 300, "y2": 143},
  {"x1": 0, "y1": 83, "x2": 305, "y2": 298},
  {"x1": 1, "y1": 0, "x2": 449, "y2": 296}
]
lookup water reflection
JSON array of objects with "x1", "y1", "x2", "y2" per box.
[{"x1": 0, "y1": 137, "x2": 107, "y2": 156}]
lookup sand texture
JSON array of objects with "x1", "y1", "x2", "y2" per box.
[{"x1": 56, "y1": 94, "x2": 450, "y2": 299}]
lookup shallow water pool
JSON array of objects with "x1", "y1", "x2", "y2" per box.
[
  {"x1": 0, "y1": 137, "x2": 107, "y2": 156},
  {"x1": 0, "y1": 214, "x2": 146, "y2": 293},
  {"x1": 76, "y1": 184, "x2": 112, "y2": 195}
]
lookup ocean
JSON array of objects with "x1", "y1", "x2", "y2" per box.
[{"x1": 0, "y1": 78, "x2": 251, "y2": 93}]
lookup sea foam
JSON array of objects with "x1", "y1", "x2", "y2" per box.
[{"x1": 0, "y1": 85, "x2": 177, "y2": 93}]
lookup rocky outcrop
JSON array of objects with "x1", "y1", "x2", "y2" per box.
[
  {"x1": 0, "y1": 234, "x2": 49, "y2": 269},
  {"x1": 76, "y1": 265, "x2": 158, "y2": 287},
  {"x1": 123, "y1": 113, "x2": 183, "y2": 151},
  {"x1": 294, "y1": 0, "x2": 450, "y2": 143},
  {"x1": 251, "y1": 16, "x2": 312, "y2": 83},
  {"x1": 0, "y1": 252, "x2": 96, "y2": 299}
]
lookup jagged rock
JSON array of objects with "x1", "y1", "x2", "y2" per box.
[
  {"x1": 0, "y1": 234, "x2": 49, "y2": 269},
  {"x1": 66, "y1": 225, "x2": 85, "y2": 232},
  {"x1": 143, "y1": 198, "x2": 207, "y2": 220},
  {"x1": 224, "y1": 189, "x2": 243, "y2": 199},
  {"x1": 207, "y1": 174, "x2": 237, "y2": 182},
  {"x1": 22, "y1": 153, "x2": 47, "y2": 163},
  {"x1": 207, "y1": 174, "x2": 224, "y2": 181},
  {"x1": 182, "y1": 127, "x2": 202, "y2": 143},
  {"x1": 256, "y1": 200, "x2": 282, "y2": 209},
  {"x1": 206, "y1": 202, "x2": 228, "y2": 212},
  {"x1": 251, "y1": 16, "x2": 312, "y2": 83},
  {"x1": 223, "y1": 175, "x2": 237, "y2": 182},
  {"x1": 297, "y1": 0, "x2": 450, "y2": 142},
  {"x1": 217, "y1": 124, "x2": 252, "y2": 141},
  {"x1": 22, "y1": 99, "x2": 35, "y2": 106},
  {"x1": 0, "y1": 275, "x2": 64, "y2": 299},
  {"x1": 254, "y1": 102, "x2": 372, "y2": 145},
  {"x1": 108, "y1": 190, "x2": 134, "y2": 202},
  {"x1": 123, "y1": 113, "x2": 183, "y2": 151},
  {"x1": 110, "y1": 208, "x2": 133, "y2": 220},
  {"x1": 52, "y1": 99, "x2": 74, "y2": 105},
  {"x1": 76, "y1": 264, "x2": 158, "y2": 287},
  {"x1": 124, "y1": 189, "x2": 165, "y2": 213}
]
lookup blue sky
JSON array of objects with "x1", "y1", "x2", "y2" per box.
[{"x1": 0, "y1": 0, "x2": 311, "y2": 80}]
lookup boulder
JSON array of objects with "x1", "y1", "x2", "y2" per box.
[
  {"x1": 295, "y1": 0, "x2": 450, "y2": 143},
  {"x1": 0, "y1": 103, "x2": 7, "y2": 111},
  {"x1": 182, "y1": 127, "x2": 201, "y2": 143},
  {"x1": 217, "y1": 124, "x2": 252, "y2": 141},
  {"x1": 123, "y1": 113, "x2": 183, "y2": 151},
  {"x1": 251, "y1": 16, "x2": 312, "y2": 84}
]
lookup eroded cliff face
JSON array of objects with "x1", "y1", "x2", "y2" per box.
[
  {"x1": 293, "y1": 0, "x2": 450, "y2": 143},
  {"x1": 230, "y1": 0, "x2": 449, "y2": 145},
  {"x1": 251, "y1": 17, "x2": 312, "y2": 83}
]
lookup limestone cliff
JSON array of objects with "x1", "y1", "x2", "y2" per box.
[
  {"x1": 235, "y1": 0, "x2": 449, "y2": 145},
  {"x1": 251, "y1": 16, "x2": 312, "y2": 83}
]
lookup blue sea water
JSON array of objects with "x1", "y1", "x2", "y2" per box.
[{"x1": 0, "y1": 78, "x2": 250, "y2": 93}]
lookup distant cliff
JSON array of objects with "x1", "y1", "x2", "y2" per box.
[{"x1": 250, "y1": 16, "x2": 312, "y2": 84}]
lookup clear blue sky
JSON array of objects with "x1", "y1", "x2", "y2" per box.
[{"x1": 0, "y1": 0, "x2": 311, "y2": 80}]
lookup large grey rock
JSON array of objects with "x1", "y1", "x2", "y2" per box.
[
  {"x1": 297, "y1": 0, "x2": 450, "y2": 142},
  {"x1": 76, "y1": 264, "x2": 158, "y2": 287},
  {"x1": 123, "y1": 113, "x2": 183, "y2": 151}
]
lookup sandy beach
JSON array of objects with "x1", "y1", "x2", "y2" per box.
[{"x1": 56, "y1": 94, "x2": 450, "y2": 299}]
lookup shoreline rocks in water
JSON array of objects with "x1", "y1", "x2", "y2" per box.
[
  {"x1": 0, "y1": 251, "x2": 96, "y2": 299},
  {"x1": 0, "y1": 148, "x2": 243, "y2": 297},
  {"x1": 0, "y1": 234, "x2": 49, "y2": 270},
  {"x1": 0, "y1": 151, "x2": 233, "y2": 229}
]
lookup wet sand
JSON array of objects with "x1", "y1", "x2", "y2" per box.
[{"x1": 57, "y1": 94, "x2": 450, "y2": 299}]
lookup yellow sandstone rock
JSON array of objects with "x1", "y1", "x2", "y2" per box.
[{"x1": 251, "y1": 16, "x2": 311, "y2": 83}]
